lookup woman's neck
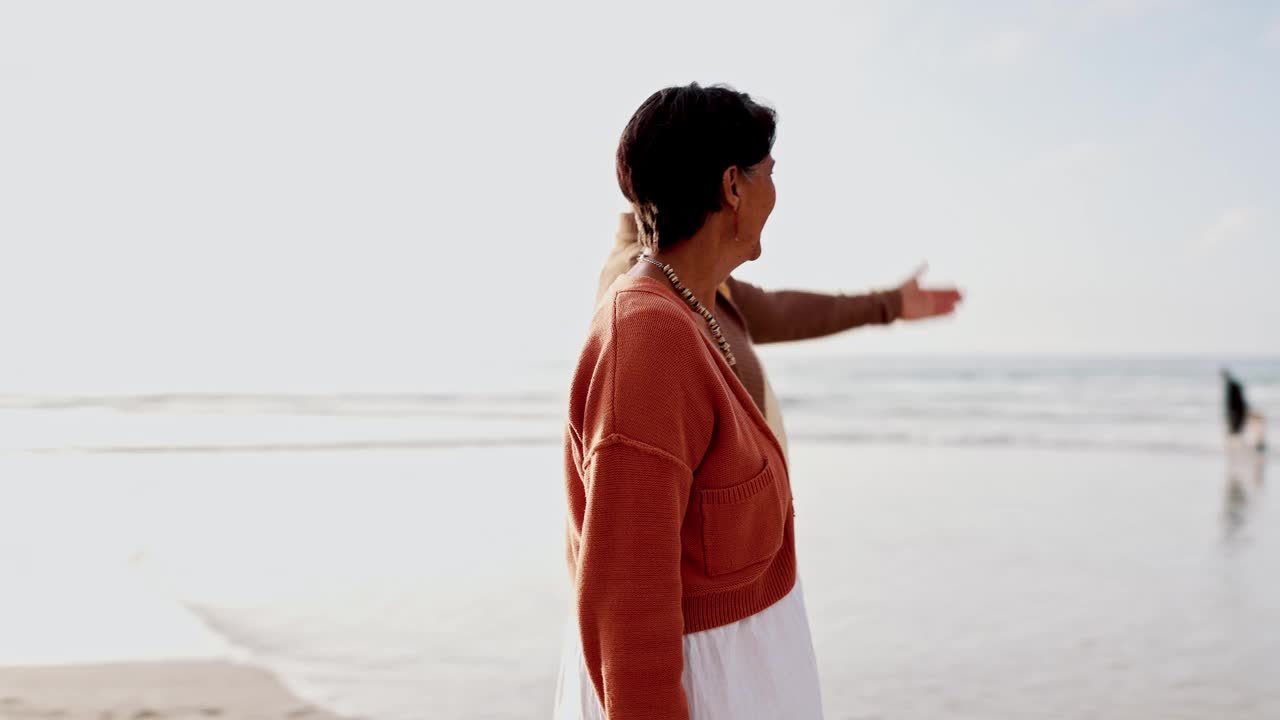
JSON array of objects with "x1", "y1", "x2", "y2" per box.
[{"x1": 632, "y1": 219, "x2": 736, "y2": 312}]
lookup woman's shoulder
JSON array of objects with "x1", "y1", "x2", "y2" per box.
[
  {"x1": 594, "y1": 276, "x2": 706, "y2": 353},
  {"x1": 574, "y1": 276, "x2": 720, "y2": 462}
]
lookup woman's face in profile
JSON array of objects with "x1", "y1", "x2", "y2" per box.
[{"x1": 738, "y1": 155, "x2": 776, "y2": 259}]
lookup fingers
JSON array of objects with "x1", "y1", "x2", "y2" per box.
[
  {"x1": 931, "y1": 288, "x2": 963, "y2": 304},
  {"x1": 923, "y1": 288, "x2": 963, "y2": 317}
]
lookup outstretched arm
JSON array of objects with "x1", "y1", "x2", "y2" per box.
[
  {"x1": 725, "y1": 265, "x2": 961, "y2": 345},
  {"x1": 723, "y1": 278, "x2": 900, "y2": 344}
]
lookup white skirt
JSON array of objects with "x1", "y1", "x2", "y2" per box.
[{"x1": 552, "y1": 577, "x2": 824, "y2": 719}]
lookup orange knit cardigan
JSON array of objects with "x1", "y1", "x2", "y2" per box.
[{"x1": 563, "y1": 274, "x2": 796, "y2": 719}]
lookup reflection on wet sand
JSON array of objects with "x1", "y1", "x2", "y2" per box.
[{"x1": 1223, "y1": 449, "x2": 1266, "y2": 543}]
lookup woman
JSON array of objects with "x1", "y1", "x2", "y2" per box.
[{"x1": 556, "y1": 83, "x2": 823, "y2": 719}]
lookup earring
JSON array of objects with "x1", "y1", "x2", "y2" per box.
[{"x1": 733, "y1": 211, "x2": 740, "y2": 242}]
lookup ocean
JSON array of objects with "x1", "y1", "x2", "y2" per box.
[
  {"x1": 1, "y1": 355, "x2": 1276, "y2": 718},
  {"x1": 3, "y1": 355, "x2": 1274, "y2": 457}
]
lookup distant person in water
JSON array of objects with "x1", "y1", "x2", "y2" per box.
[
  {"x1": 1222, "y1": 368, "x2": 1266, "y2": 450},
  {"x1": 1223, "y1": 369, "x2": 1247, "y2": 435}
]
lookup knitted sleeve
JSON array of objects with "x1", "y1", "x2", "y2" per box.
[{"x1": 576, "y1": 434, "x2": 692, "y2": 719}]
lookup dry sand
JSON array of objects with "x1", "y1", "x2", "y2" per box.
[{"x1": 0, "y1": 661, "x2": 344, "y2": 720}]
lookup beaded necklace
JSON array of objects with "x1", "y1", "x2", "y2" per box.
[{"x1": 637, "y1": 255, "x2": 736, "y2": 367}]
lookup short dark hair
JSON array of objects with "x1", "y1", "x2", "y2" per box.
[{"x1": 616, "y1": 83, "x2": 777, "y2": 252}]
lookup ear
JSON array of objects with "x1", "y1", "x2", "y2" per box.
[{"x1": 721, "y1": 165, "x2": 740, "y2": 212}]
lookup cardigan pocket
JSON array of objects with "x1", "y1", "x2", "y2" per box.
[{"x1": 698, "y1": 459, "x2": 787, "y2": 578}]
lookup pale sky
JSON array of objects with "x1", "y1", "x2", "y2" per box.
[{"x1": 2, "y1": 1, "x2": 1277, "y2": 393}]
